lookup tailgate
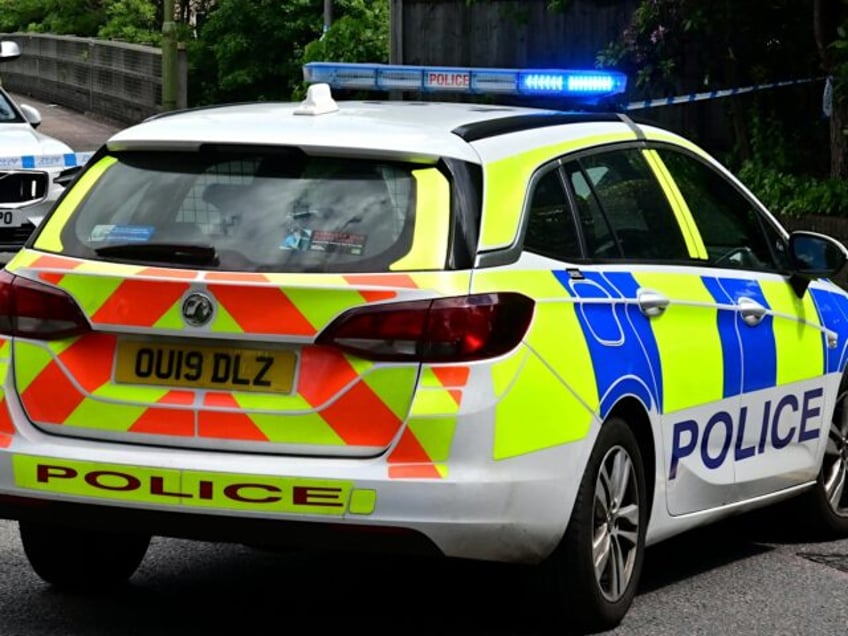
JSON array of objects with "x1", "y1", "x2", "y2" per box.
[{"x1": 9, "y1": 253, "x2": 470, "y2": 457}]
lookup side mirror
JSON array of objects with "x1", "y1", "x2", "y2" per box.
[
  {"x1": 19, "y1": 103, "x2": 41, "y2": 128},
  {"x1": 788, "y1": 230, "x2": 848, "y2": 294},
  {"x1": 0, "y1": 41, "x2": 21, "y2": 62}
]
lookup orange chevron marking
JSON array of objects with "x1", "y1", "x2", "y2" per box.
[
  {"x1": 22, "y1": 362, "x2": 84, "y2": 423},
  {"x1": 59, "y1": 333, "x2": 117, "y2": 393},
  {"x1": 388, "y1": 428, "x2": 431, "y2": 464},
  {"x1": 159, "y1": 390, "x2": 195, "y2": 405},
  {"x1": 205, "y1": 272, "x2": 270, "y2": 283},
  {"x1": 319, "y1": 381, "x2": 400, "y2": 446},
  {"x1": 92, "y1": 279, "x2": 190, "y2": 326},
  {"x1": 0, "y1": 398, "x2": 14, "y2": 436},
  {"x1": 139, "y1": 267, "x2": 198, "y2": 280},
  {"x1": 432, "y1": 366, "x2": 470, "y2": 387},
  {"x1": 448, "y1": 389, "x2": 463, "y2": 406},
  {"x1": 198, "y1": 411, "x2": 268, "y2": 441},
  {"x1": 208, "y1": 285, "x2": 315, "y2": 335},
  {"x1": 203, "y1": 392, "x2": 239, "y2": 408},
  {"x1": 388, "y1": 465, "x2": 442, "y2": 479},
  {"x1": 130, "y1": 408, "x2": 194, "y2": 436},
  {"x1": 359, "y1": 290, "x2": 398, "y2": 303},
  {"x1": 31, "y1": 255, "x2": 82, "y2": 271},
  {"x1": 297, "y1": 346, "x2": 359, "y2": 408},
  {"x1": 38, "y1": 272, "x2": 64, "y2": 286},
  {"x1": 344, "y1": 274, "x2": 419, "y2": 289}
]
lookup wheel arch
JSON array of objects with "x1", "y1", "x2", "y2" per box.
[{"x1": 605, "y1": 396, "x2": 656, "y2": 516}]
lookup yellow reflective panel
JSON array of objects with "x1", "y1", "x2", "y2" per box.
[
  {"x1": 635, "y1": 272, "x2": 724, "y2": 413},
  {"x1": 390, "y1": 168, "x2": 451, "y2": 271},
  {"x1": 760, "y1": 279, "x2": 824, "y2": 385},
  {"x1": 480, "y1": 132, "x2": 638, "y2": 250},
  {"x1": 642, "y1": 149, "x2": 708, "y2": 259},
  {"x1": 34, "y1": 156, "x2": 118, "y2": 253},
  {"x1": 494, "y1": 351, "x2": 594, "y2": 459}
]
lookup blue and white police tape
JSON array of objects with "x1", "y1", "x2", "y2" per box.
[
  {"x1": 0, "y1": 151, "x2": 94, "y2": 170},
  {"x1": 626, "y1": 76, "x2": 824, "y2": 111}
]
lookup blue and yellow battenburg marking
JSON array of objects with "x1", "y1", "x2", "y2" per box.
[
  {"x1": 0, "y1": 152, "x2": 94, "y2": 170},
  {"x1": 553, "y1": 270, "x2": 835, "y2": 417}
]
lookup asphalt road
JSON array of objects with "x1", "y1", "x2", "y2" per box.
[
  {"x1": 8, "y1": 91, "x2": 123, "y2": 152},
  {"x1": 2, "y1": 93, "x2": 848, "y2": 636},
  {"x1": 1, "y1": 506, "x2": 848, "y2": 635}
]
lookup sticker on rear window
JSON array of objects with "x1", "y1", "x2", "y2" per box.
[
  {"x1": 90, "y1": 224, "x2": 155, "y2": 243},
  {"x1": 308, "y1": 231, "x2": 367, "y2": 255},
  {"x1": 280, "y1": 229, "x2": 367, "y2": 255},
  {"x1": 280, "y1": 228, "x2": 313, "y2": 251}
]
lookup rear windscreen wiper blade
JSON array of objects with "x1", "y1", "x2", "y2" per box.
[{"x1": 94, "y1": 243, "x2": 219, "y2": 266}]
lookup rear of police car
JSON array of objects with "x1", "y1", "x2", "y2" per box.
[
  {"x1": 0, "y1": 67, "x2": 635, "y2": 633},
  {"x1": 0, "y1": 81, "x2": 560, "y2": 564}
]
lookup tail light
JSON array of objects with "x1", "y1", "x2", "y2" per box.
[
  {"x1": 316, "y1": 293, "x2": 534, "y2": 362},
  {"x1": 0, "y1": 271, "x2": 90, "y2": 340}
]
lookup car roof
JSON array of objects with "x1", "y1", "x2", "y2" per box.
[{"x1": 106, "y1": 99, "x2": 628, "y2": 164}]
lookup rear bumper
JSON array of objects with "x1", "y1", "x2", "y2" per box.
[
  {"x1": 0, "y1": 393, "x2": 594, "y2": 565},
  {"x1": 0, "y1": 492, "x2": 443, "y2": 557}
]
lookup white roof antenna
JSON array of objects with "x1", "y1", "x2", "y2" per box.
[{"x1": 294, "y1": 83, "x2": 339, "y2": 116}]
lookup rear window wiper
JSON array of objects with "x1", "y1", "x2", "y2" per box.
[{"x1": 94, "y1": 243, "x2": 219, "y2": 266}]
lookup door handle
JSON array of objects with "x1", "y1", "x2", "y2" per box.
[
  {"x1": 638, "y1": 289, "x2": 670, "y2": 317},
  {"x1": 738, "y1": 297, "x2": 767, "y2": 326}
]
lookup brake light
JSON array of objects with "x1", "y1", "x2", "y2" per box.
[
  {"x1": 0, "y1": 271, "x2": 90, "y2": 340},
  {"x1": 316, "y1": 293, "x2": 534, "y2": 362}
]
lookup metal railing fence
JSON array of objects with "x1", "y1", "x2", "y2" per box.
[{"x1": 0, "y1": 33, "x2": 163, "y2": 125}]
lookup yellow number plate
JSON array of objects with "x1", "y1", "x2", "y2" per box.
[{"x1": 114, "y1": 340, "x2": 296, "y2": 393}]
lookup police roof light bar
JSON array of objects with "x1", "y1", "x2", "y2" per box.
[{"x1": 303, "y1": 62, "x2": 627, "y2": 100}]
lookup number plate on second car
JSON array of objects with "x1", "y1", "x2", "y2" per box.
[
  {"x1": 114, "y1": 341, "x2": 296, "y2": 394},
  {"x1": 0, "y1": 209, "x2": 19, "y2": 226}
]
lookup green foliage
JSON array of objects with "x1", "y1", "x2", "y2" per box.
[
  {"x1": 596, "y1": 0, "x2": 703, "y2": 92},
  {"x1": 297, "y1": 0, "x2": 389, "y2": 99},
  {"x1": 192, "y1": 0, "x2": 389, "y2": 105},
  {"x1": 598, "y1": 0, "x2": 815, "y2": 95},
  {"x1": 193, "y1": 0, "x2": 320, "y2": 103},
  {"x1": 0, "y1": 0, "x2": 164, "y2": 43},
  {"x1": 97, "y1": 0, "x2": 159, "y2": 45},
  {"x1": 739, "y1": 161, "x2": 848, "y2": 217}
]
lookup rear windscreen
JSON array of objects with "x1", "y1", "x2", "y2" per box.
[{"x1": 57, "y1": 149, "x2": 426, "y2": 272}]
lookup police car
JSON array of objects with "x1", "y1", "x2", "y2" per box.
[
  {"x1": 0, "y1": 62, "x2": 847, "y2": 633},
  {"x1": 0, "y1": 41, "x2": 76, "y2": 256}
]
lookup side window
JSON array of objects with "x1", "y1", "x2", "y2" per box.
[
  {"x1": 524, "y1": 167, "x2": 582, "y2": 260},
  {"x1": 657, "y1": 149, "x2": 782, "y2": 271},
  {"x1": 565, "y1": 149, "x2": 690, "y2": 261}
]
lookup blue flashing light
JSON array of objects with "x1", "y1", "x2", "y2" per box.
[{"x1": 303, "y1": 63, "x2": 627, "y2": 103}]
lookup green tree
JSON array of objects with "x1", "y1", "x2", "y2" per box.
[
  {"x1": 98, "y1": 0, "x2": 160, "y2": 45},
  {"x1": 598, "y1": 1, "x2": 821, "y2": 171},
  {"x1": 193, "y1": 0, "x2": 389, "y2": 105}
]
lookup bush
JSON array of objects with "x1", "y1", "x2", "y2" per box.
[{"x1": 738, "y1": 161, "x2": 848, "y2": 217}]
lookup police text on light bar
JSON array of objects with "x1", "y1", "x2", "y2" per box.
[{"x1": 303, "y1": 63, "x2": 627, "y2": 100}]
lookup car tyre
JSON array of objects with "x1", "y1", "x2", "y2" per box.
[
  {"x1": 800, "y1": 374, "x2": 848, "y2": 536},
  {"x1": 537, "y1": 418, "x2": 647, "y2": 634},
  {"x1": 19, "y1": 520, "x2": 150, "y2": 590}
]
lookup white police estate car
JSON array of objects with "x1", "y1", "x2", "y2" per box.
[
  {"x1": 0, "y1": 41, "x2": 75, "y2": 255},
  {"x1": 0, "y1": 62, "x2": 846, "y2": 633}
]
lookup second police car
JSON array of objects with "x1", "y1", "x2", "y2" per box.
[
  {"x1": 0, "y1": 40, "x2": 78, "y2": 256},
  {"x1": 0, "y1": 62, "x2": 847, "y2": 633}
]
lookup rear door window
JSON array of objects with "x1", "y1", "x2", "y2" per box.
[{"x1": 56, "y1": 150, "x2": 436, "y2": 273}]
